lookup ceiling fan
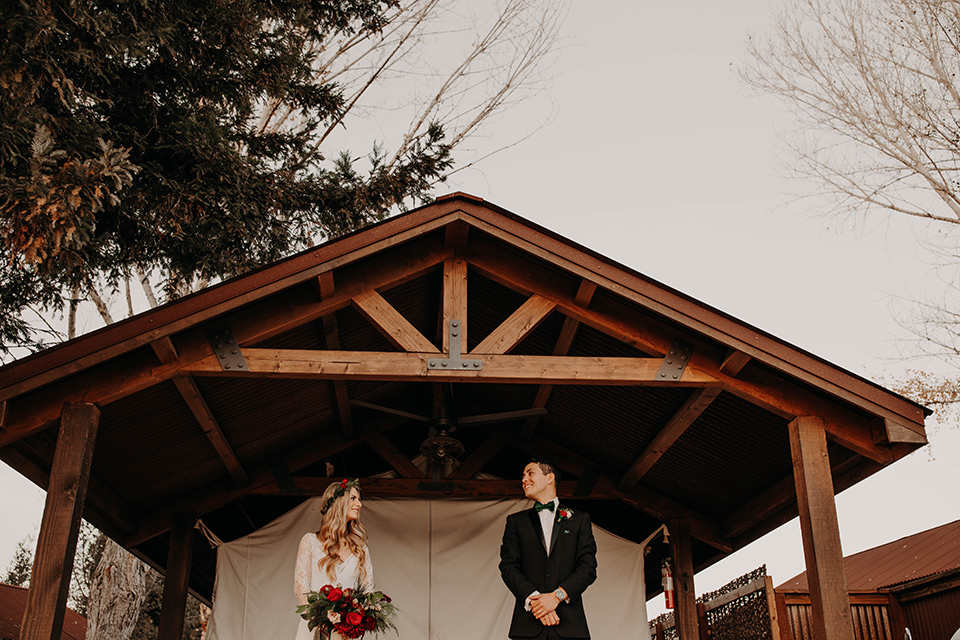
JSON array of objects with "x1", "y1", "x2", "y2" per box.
[{"x1": 351, "y1": 385, "x2": 546, "y2": 462}]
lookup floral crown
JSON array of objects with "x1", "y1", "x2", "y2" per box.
[{"x1": 320, "y1": 478, "x2": 360, "y2": 516}]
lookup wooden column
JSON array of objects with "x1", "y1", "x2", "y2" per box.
[
  {"x1": 789, "y1": 417, "x2": 855, "y2": 640},
  {"x1": 669, "y1": 519, "x2": 699, "y2": 640},
  {"x1": 21, "y1": 403, "x2": 100, "y2": 640},
  {"x1": 157, "y1": 517, "x2": 195, "y2": 640}
]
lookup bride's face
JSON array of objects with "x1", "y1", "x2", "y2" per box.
[{"x1": 345, "y1": 488, "x2": 362, "y2": 521}]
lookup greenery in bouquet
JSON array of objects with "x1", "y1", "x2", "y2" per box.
[{"x1": 297, "y1": 584, "x2": 397, "y2": 639}]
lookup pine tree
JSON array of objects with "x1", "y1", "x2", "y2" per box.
[{"x1": 0, "y1": 0, "x2": 454, "y2": 355}]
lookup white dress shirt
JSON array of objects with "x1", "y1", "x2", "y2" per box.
[
  {"x1": 525, "y1": 497, "x2": 561, "y2": 611},
  {"x1": 537, "y1": 497, "x2": 560, "y2": 552}
]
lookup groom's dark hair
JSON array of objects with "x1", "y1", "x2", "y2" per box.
[{"x1": 529, "y1": 458, "x2": 561, "y2": 484}]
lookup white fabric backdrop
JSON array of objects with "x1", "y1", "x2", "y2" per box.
[{"x1": 207, "y1": 497, "x2": 650, "y2": 640}]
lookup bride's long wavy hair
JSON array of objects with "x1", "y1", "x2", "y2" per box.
[{"x1": 315, "y1": 481, "x2": 369, "y2": 584}]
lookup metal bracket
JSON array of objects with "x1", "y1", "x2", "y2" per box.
[
  {"x1": 657, "y1": 340, "x2": 692, "y2": 381},
  {"x1": 428, "y1": 319, "x2": 483, "y2": 371},
  {"x1": 208, "y1": 328, "x2": 247, "y2": 371}
]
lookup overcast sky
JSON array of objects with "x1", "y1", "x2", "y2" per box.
[{"x1": 3, "y1": 0, "x2": 960, "y2": 621}]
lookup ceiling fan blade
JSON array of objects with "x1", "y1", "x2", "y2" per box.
[
  {"x1": 457, "y1": 408, "x2": 548, "y2": 426},
  {"x1": 349, "y1": 400, "x2": 431, "y2": 422}
]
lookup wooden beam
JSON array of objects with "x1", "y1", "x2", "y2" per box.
[
  {"x1": 521, "y1": 280, "x2": 594, "y2": 438},
  {"x1": 459, "y1": 206, "x2": 925, "y2": 429},
  {"x1": 366, "y1": 434, "x2": 425, "y2": 478},
  {"x1": 871, "y1": 417, "x2": 927, "y2": 445},
  {"x1": 126, "y1": 416, "x2": 403, "y2": 547},
  {"x1": 719, "y1": 349, "x2": 751, "y2": 377},
  {"x1": 619, "y1": 388, "x2": 722, "y2": 491},
  {"x1": 21, "y1": 403, "x2": 100, "y2": 640},
  {"x1": 156, "y1": 517, "x2": 195, "y2": 640},
  {"x1": 721, "y1": 447, "x2": 860, "y2": 540},
  {"x1": 251, "y1": 477, "x2": 608, "y2": 499},
  {"x1": 0, "y1": 211, "x2": 461, "y2": 404},
  {"x1": 444, "y1": 219, "x2": 470, "y2": 248},
  {"x1": 318, "y1": 272, "x2": 353, "y2": 438},
  {"x1": 182, "y1": 349, "x2": 721, "y2": 386},
  {"x1": 789, "y1": 417, "x2": 855, "y2": 640},
  {"x1": 0, "y1": 238, "x2": 453, "y2": 448},
  {"x1": 447, "y1": 435, "x2": 507, "y2": 479},
  {"x1": 669, "y1": 518, "x2": 699, "y2": 640},
  {"x1": 352, "y1": 290, "x2": 439, "y2": 354},
  {"x1": 150, "y1": 337, "x2": 180, "y2": 365},
  {"x1": 463, "y1": 239, "x2": 898, "y2": 465},
  {"x1": 171, "y1": 376, "x2": 248, "y2": 486},
  {"x1": 470, "y1": 294, "x2": 556, "y2": 355},
  {"x1": 0, "y1": 440, "x2": 138, "y2": 539},
  {"x1": 491, "y1": 427, "x2": 731, "y2": 552},
  {"x1": 442, "y1": 258, "x2": 469, "y2": 353},
  {"x1": 0, "y1": 400, "x2": 7, "y2": 430}
]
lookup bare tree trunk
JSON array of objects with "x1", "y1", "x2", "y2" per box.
[
  {"x1": 85, "y1": 539, "x2": 148, "y2": 640},
  {"x1": 67, "y1": 283, "x2": 80, "y2": 340}
]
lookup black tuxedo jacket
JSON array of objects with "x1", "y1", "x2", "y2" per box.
[{"x1": 498, "y1": 505, "x2": 598, "y2": 639}]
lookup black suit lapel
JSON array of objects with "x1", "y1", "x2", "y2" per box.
[
  {"x1": 527, "y1": 509, "x2": 547, "y2": 552},
  {"x1": 548, "y1": 506, "x2": 564, "y2": 556}
]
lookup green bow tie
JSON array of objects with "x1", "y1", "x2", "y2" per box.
[{"x1": 534, "y1": 501, "x2": 555, "y2": 513}]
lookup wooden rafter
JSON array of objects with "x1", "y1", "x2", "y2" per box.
[
  {"x1": 0, "y1": 238, "x2": 453, "y2": 447},
  {"x1": 522, "y1": 279, "x2": 595, "y2": 438},
  {"x1": 171, "y1": 376, "x2": 249, "y2": 487},
  {"x1": 463, "y1": 238, "x2": 896, "y2": 465},
  {"x1": 126, "y1": 415, "x2": 403, "y2": 547},
  {"x1": 470, "y1": 294, "x2": 556, "y2": 355},
  {"x1": 1, "y1": 439, "x2": 138, "y2": 540},
  {"x1": 366, "y1": 434, "x2": 425, "y2": 478},
  {"x1": 318, "y1": 272, "x2": 353, "y2": 438},
  {"x1": 251, "y1": 477, "x2": 612, "y2": 499},
  {"x1": 619, "y1": 387, "x2": 723, "y2": 491},
  {"x1": 353, "y1": 290, "x2": 439, "y2": 354},
  {"x1": 447, "y1": 434, "x2": 507, "y2": 480},
  {"x1": 181, "y1": 349, "x2": 721, "y2": 386},
  {"x1": 720, "y1": 349, "x2": 751, "y2": 376},
  {"x1": 489, "y1": 426, "x2": 731, "y2": 552},
  {"x1": 151, "y1": 339, "x2": 249, "y2": 486},
  {"x1": 441, "y1": 257, "x2": 469, "y2": 352}
]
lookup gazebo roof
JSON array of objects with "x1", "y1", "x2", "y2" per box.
[{"x1": 0, "y1": 193, "x2": 928, "y2": 601}]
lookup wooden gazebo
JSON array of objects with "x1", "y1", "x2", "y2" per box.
[{"x1": 0, "y1": 193, "x2": 929, "y2": 640}]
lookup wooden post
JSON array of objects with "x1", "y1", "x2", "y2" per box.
[
  {"x1": 764, "y1": 575, "x2": 783, "y2": 640},
  {"x1": 669, "y1": 519, "x2": 699, "y2": 640},
  {"x1": 789, "y1": 417, "x2": 855, "y2": 640},
  {"x1": 157, "y1": 516, "x2": 195, "y2": 640},
  {"x1": 21, "y1": 402, "x2": 100, "y2": 640}
]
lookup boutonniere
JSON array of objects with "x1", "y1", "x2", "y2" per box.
[{"x1": 557, "y1": 507, "x2": 574, "y2": 522}]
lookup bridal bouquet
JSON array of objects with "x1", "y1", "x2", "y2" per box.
[{"x1": 297, "y1": 584, "x2": 398, "y2": 639}]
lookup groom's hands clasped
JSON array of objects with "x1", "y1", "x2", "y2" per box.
[{"x1": 529, "y1": 592, "x2": 561, "y2": 626}]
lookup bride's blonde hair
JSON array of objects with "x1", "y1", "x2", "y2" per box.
[{"x1": 315, "y1": 481, "x2": 369, "y2": 584}]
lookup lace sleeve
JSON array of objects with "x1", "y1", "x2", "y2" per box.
[
  {"x1": 362, "y1": 545, "x2": 375, "y2": 590},
  {"x1": 294, "y1": 533, "x2": 313, "y2": 605}
]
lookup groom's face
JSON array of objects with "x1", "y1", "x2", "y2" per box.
[{"x1": 521, "y1": 462, "x2": 554, "y2": 502}]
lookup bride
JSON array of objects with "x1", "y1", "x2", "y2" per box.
[{"x1": 294, "y1": 479, "x2": 374, "y2": 640}]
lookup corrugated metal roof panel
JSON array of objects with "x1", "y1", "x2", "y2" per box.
[{"x1": 779, "y1": 519, "x2": 960, "y2": 590}]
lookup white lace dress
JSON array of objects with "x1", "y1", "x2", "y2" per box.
[{"x1": 294, "y1": 532, "x2": 374, "y2": 640}]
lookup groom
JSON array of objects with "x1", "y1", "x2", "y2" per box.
[{"x1": 499, "y1": 459, "x2": 598, "y2": 639}]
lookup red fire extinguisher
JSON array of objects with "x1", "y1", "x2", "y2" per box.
[{"x1": 662, "y1": 558, "x2": 675, "y2": 609}]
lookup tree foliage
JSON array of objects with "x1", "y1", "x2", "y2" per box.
[
  {"x1": 741, "y1": 0, "x2": 960, "y2": 369},
  {"x1": 741, "y1": 0, "x2": 960, "y2": 228},
  {"x1": 0, "y1": 0, "x2": 464, "y2": 355}
]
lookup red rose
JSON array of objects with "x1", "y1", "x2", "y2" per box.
[
  {"x1": 340, "y1": 479, "x2": 348, "y2": 488},
  {"x1": 327, "y1": 588, "x2": 343, "y2": 602},
  {"x1": 363, "y1": 616, "x2": 377, "y2": 631},
  {"x1": 345, "y1": 612, "x2": 363, "y2": 627},
  {"x1": 321, "y1": 585, "x2": 333, "y2": 595}
]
